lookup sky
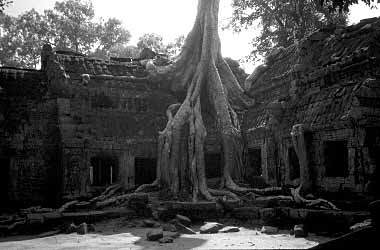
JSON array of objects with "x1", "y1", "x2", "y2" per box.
[{"x1": 4, "y1": 0, "x2": 380, "y2": 72}]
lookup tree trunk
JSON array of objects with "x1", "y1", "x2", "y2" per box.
[{"x1": 136, "y1": 0, "x2": 254, "y2": 201}]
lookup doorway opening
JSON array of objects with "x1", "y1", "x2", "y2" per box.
[
  {"x1": 90, "y1": 156, "x2": 118, "y2": 186},
  {"x1": 247, "y1": 148, "x2": 262, "y2": 177},
  {"x1": 324, "y1": 141, "x2": 348, "y2": 177},
  {"x1": 205, "y1": 153, "x2": 222, "y2": 179},
  {"x1": 134, "y1": 158, "x2": 157, "y2": 187},
  {"x1": 288, "y1": 147, "x2": 300, "y2": 180}
]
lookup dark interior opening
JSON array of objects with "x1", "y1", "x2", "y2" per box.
[
  {"x1": 288, "y1": 147, "x2": 300, "y2": 180},
  {"x1": 90, "y1": 156, "x2": 118, "y2": 186},
  {"x1": 205, "y1": 153, "x2": 222, "y2": 178},
  {"x1": 247, "y1": 148, "x2": 262, "y2": 177},
  {"x1": 324, "y1": 141, "x2": 349, "y2": 177},
  {"x1": 135, "y1": 158, "x2": 157, "y2": 187},
  {"x1": 373, "y1": 153, "x2": 380, "y2": 197},
  {"x1": 366, "y1": 128, "x2": 380, "y2": 196},
  {"x1": 0, "y1": 158, "x2": 10, "y2": 204}
]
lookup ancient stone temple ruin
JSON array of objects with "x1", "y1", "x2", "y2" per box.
[
  {"x1": 243, "y1": 17, "x2": 380, "y2": 195},
  {"x1": 1, "y1": 17, "x2": 380, "y2": 208}
]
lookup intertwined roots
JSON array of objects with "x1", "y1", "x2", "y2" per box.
[
  {"x1": 134, "y1": 0, "x2": 338, "y2": 210},
  {"x1": 134, "y1": 0, "x2": 256, "y2": 202}
]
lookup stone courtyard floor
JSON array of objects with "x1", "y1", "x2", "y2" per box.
[{"x1": 0, "y1": 218, "x2": 332, "y2": 250}]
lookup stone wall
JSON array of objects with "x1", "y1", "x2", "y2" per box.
[
  {"x1": 0, "y1": 68, "x2": 61, "y2": 207},
  {"x1": 41, "y1": 47, "x2": 180, "y2": 200},
  {"x1": 243, "y1": 17, "x2": 380, "y2": 195}
]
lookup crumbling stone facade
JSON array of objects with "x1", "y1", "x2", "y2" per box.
[
  {"x1": 244, "y1": 17, "x2": 380, "y2": 195},
  {"x1": 1, "y1": 44, "x2": 178, "y2": 207},
  {"x1": 1, "y1": 18, "x2": 380, "y2": 208}
]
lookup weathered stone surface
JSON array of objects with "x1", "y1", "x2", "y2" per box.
[
  {"x1": 261, "y1": 226, "x2": 279, "y2": 234},
  {"x1": 305, "y1": 194, "x2": 315, "y2": 200},
  {"x1": 42, "y1": 212, "x2": 62, "y2": 222},
  {"x1": 74, "y1": 201, "x2": 91, "y2": 209},
  {"x1": 158, "y1": 236, "x2": 174, "y2": 243},
  {"x1": 232, "y1": 207, "x2": 260, "y2": 220},
  {"x1": 26, "y1": 214, "x2": 44, "y2": 225},
  {"x1": 153, "y1": 207, "x2": 173, "y2": 221},
  {"x1": 146, "y1": 229, "x2": 163, "y2": 241},
  {"x1": 77, "y1": 222, "x2": 88, "y2": 235},
  {"x1": 174, "y1": 222, "x2": 196, "y2": 234},
  {"x1": 259, "y1": 208, "x2": 276, "y2": 223},
  {"x1": 294, "y1": 224, "x2": 308, "y2": 238},
  {"x1": 350, "y1": 219, "x2": 372, "y2": 231},
  {"x1": 175, "y1": 214, "x2": 191, "y2": 227},
  {"x1": 200, "y1": 222, "x2": 224, "y2": 234},
  {"x1": 127, "y1": 194, "x2": 149, "y2": 211},
  {"x1": 65, "y1": 223, "x2": 78, "y2": 234},
  {"x1": 162, "y1": 224, "x2": 177, "y2": 232},
  {"x1": 142, "y1": 219, "x2": 159, "y2": 228},
  {"x1": 88, "y1": 223, "x2": 96, "y2": 232},
  {"x1": 219, "y1": 226, "x2": 240, "y2": 233}
]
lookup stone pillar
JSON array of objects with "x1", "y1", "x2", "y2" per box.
[{"x1": 291, "y1": 124, "x2": 312, "y2": 192}]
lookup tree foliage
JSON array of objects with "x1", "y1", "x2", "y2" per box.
[
  {"x1": 0, "y1": 9, "x2": 50, "y2": 68},
  {"x1": 136, "y1": 33, "x2": 186, "y2": 58},
  {"x1": 96, "y1": 18, "x2": 131, "y2": 53},
  {"x1": 230, "y1": 0, "x2": 348, "y2": 61},
  {"x1": 45, "y1": 0, "x2": 97, "y2": 53},
  {"x1": 164, "y1": 35, "x2": 185, "y2": 58},
  {"x1": 137, "y1": 33, "x2": 165, "y2": 53},
  {"x1": 321, "y1": 0, "x2": 379, "y2": 12},
  {"x1": 0, "y1": 0, "x2": 131, "y2": 68},
  {"x1": 0, "y1": 0, "x2": 12, "y2": 13}
]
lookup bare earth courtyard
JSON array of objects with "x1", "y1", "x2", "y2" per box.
[{"x1": 0, "y1": 218, "x2": 331, "y2": 250}]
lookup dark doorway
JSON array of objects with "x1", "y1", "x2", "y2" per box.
[
  {"x1": 205, "y1": 153, "x2": 222, "y2": 178},
  {"x1": 368, "y1": 145, "x2": 380, "y2": 196},
  {"x1": 366, "y1": 128, "x2": 380, "y2": 197},
  {"x1": 90, "y1": 156, "x2": 118, "y2": 186},
  {"x1": 373, "y1": 152, "x2": 380, "y2": 197},
  {"x1": 288, "y1": 147, "x2": 300, "y2": 180},
  {"x1": 247, "y1": 148, "x2": 262, "y2": 177},
  {"x1": 135, "y1": 158, "x2": 157, "y2": 187},
  {"x1": 324, "y1": 141, "x2": 349, "y2": 177},
  {"x1": 0, "y1": 158, "x2": 10, "y2": 204}
]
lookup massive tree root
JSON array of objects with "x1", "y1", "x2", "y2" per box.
[
  {"x1": 134, "y1": 0, "x2": 340, "y2": 211},
  {"x1": 135, "y1": 0, "x2": 256, "y2": 202},
  {"x1": 291, "y1": 185, "x2": 340, "y2": 210}
]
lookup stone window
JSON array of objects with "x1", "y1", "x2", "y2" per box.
[
  {"x1": 205, "y1": 153, "x2": 222, "y2": 178},
  {"x1": 90, "y1": 156, "x2": 118, "y2": 186},
  {"x1": 247, "y1": 148, "x2": 262, "y2": 177},
  {"x1": 324, "y1": 141, "x2": 349, "y2": 177},
  {"x1": 288, "y1": 147, "x2": 300, "y2": 180},
  {"x1": 134, "y1": 158, "x2": 157, "y2": 187}
]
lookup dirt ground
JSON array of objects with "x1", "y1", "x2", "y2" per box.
[{"x1": 0, "y1": 218, "x2": 332, "y2": 250}]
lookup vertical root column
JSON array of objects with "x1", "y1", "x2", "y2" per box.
[
  {"x1": 188, "y1": 102, "x2": 199, "y2": 201},
  {"x1": 188, "y1": 95, "x2": 214, "y2": 201}
]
